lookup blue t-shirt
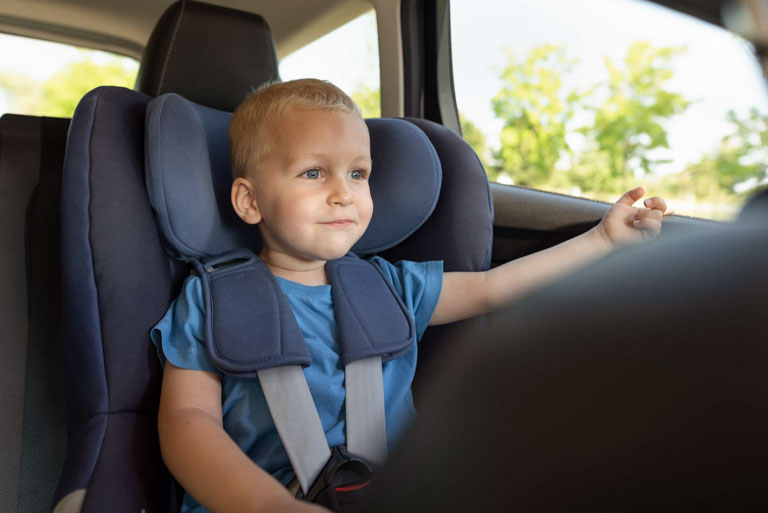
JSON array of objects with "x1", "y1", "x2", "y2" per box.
[{"x1": 151, "y1": 257, "x2": 443, "y2": 513}]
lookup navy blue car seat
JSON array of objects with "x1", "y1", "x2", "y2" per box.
[
  {"x1": 55, "y1": 9, "x2": 492, "y2": 513},
  {"x1": 52, "y1": 1, "x2": 281, "y2": 510}
]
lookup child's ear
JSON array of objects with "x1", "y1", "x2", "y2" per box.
[{"x1": 231, "y1": 177, "x2": 262, "y2": 225}]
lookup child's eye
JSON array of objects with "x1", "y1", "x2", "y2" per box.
[
  {"x1": 302, "y1": 169, "x2": 321, "y2": 179},
  {"x1": 350, "y1": 170, "x2": 367, "y2": 180}
]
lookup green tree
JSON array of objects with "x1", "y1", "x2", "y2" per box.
[
  {"x1": 490, "y1": 42, "x2": 689, "y2": 196},
  {"x1": 716, "y1": 108, "x2": 768, "y2": 192},
  {"x1": 0, "y1": 51, "x2": 137, "y2": 117},
  {"x1": 38, "y1": 55, "x2": 137, "y2": 117},
  {"x1": 350, "y1": 83, "x2": 380, "y2": 118},
  {"x1": 576, "y1": 41, "x2": 689, "y2": 194},
  {"x1": 459, "y1": 113, "x2": 490, "y2": 174},
  {"x1": 671, "y1": 108, "x2": 768, "y2": 203},
  {"x1": 491, "y1": 45, "x2": 587, "y2": 187}
]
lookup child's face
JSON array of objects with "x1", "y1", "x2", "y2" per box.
[{"x1": 247, "y1": 108, "x2": 373, "y2": 263}]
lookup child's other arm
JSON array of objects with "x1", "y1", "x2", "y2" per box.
[
  {"x1": 429, "y1": 186, "x2": 668, "y2": 326},
  {"x1": 158, "y1": 362, "x2": 328, "y2": 513}
]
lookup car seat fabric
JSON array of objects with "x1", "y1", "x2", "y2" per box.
[
  {"x1": 56, "y1": 87, "x2": 492, "y2": 511},
  {"x1": 5, "y1": 2, "x2": 279, "y2": 509},
  {"x1": 367, "y1": 217, "x2": 768, "y2": 512},
  {"x1": 56, "y1": 86, "x2": 180, "y2": 513},
  {"x1": 379, "y1": 117, "x2": 493, "y2": 272},
  {"x1": 377, "y1": 118, "x2": 494, "y2": 400},
  {"x1": 54, "y1": 2, "x2": 287, "y2": 510},
  {"x1": 136, "y1": 0, "x2": 280, "y2": 112},
  {"x1": 194, "y1": 251, "x2": 415, "y2": 373},
  {"x1": 739, "y1": 187, "x2": 768, "y2": 220},
  {"x1": 0, "y1": 114, "x2": 70, "y2": 513},
  {"x1": 1, "y1": 114, "x2": 42, "y2": 513},
  {"x1": 18, "y1": 117, "x2": 71, "y2": 513}
]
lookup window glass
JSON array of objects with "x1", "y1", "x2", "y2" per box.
[
  {"x1": 0, "y1": 33, "x2": 138, "y2": 118},
  {"x1": 279, "y1": 9, "x2": 380, "y2": 118},
  {"x1": 451, "y1": 0, "x2": 768, "y2": 220}
]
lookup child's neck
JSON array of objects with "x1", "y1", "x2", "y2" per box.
[{"x1": 259, "y1": 248, "x2": 329, "y2": 286}]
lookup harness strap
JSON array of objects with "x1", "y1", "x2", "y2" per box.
[
  {"x1": 345, "y1": 356, "x2": 387, "y2": 466},
  {"x1": 258, "y1": 366, "x2": 331, "y2": 494},
  {"x1": 261, "y1": 357, "x2": 388, "y2": 497}
]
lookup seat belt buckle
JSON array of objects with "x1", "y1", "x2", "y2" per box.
[{"x1": 296, "y1": 446, "x2": 375, "y2": 512}]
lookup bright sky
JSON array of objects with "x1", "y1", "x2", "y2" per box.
[
  {"x1": 279, "y1": 11, "x2": 379, "y2": 94},
  {"x1": 2, "y1": 0, "x2": 767, "y2": 176},
  {"x1": 450, "y1": 0, "x2": 768, "y2": 173},
  {"x1": 0, "y1": 33, "x2": 81, "y2": 81}
]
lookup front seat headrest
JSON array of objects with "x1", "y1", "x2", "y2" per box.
[{"x1": 136, "y1": 0, "x2": 280, "y2": 111}]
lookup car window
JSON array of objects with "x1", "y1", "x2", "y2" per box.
[
  {"x1": 450, "y1": 0, "x2": 768, "y2": 220},
  {"x1": 0, "y1": 33, "x2": 138, "y2": 118},
  {"x1": 279, "y1": 9, "x2": 380, "y2": 118}
]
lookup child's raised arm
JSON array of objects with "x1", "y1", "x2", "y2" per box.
[
  {"x1": 430, "y1": 186, "x2": 669, "y2": 326},
  {"x1": 158, "y1": 362, "x2": 328, "y2": 513}
]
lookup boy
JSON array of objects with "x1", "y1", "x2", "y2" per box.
[{"x1": 152, "y1": 79, "x2": 668, "y2": 513}]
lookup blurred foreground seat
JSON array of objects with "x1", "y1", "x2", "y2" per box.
[{"x1": 369, "y1": 210, "x2": 768, "y2": 512}]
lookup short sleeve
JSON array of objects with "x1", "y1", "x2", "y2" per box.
[
  {"x1": 150, "y1": 275, "x2": 221, "y2": 375},
  {"x1": 368, "y1": 257, "x2": 443, "y2": 341}
]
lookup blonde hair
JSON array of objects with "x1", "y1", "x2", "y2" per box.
[{"x1": 228, "y1": 78, "x2": 362, "y2": 178}]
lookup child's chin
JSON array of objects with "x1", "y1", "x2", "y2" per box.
[
  {"x1": 323, "y1": 250, "x2": 353, "y2": 261},
  {"x1": 317, "y1": 245, "x2": 356, "y2": 261}
]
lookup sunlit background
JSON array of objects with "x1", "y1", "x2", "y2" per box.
[{"x1": 2, "y1": 0, "x2": 766, "y2": 220}]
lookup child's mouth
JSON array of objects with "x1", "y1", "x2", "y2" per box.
[{"x1": 323, "y1": 219, "x2": 355, "y2": 227}]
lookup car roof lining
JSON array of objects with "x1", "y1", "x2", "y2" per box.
[{"x1": 0, "y1": 0, "x2": 374, "y2": 60}]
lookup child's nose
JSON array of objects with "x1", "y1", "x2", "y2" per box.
[{"x1": 328, "y1": 176, "x2": 353, "y2": 206}]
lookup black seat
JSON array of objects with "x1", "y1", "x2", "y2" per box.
[
  {"x1": 0, "y1": 113, "x2": 70, "y2": 513},
  {"x1": 369, "y1": 211, "x2": 768, "y2": 513},
  {"x1": 0, "y1": 1, "x2": 282, "y2": 511},
  {"x1": 136, "y1": 0, "x2": 280, "y2": 111}
]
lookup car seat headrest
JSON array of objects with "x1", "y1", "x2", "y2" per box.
[
  {"x1": 136, "y1": 0, "x2": 279, "y2": 111},
  {"x1": 145, "y1": 93, "x2": 442, "y2": 260}
]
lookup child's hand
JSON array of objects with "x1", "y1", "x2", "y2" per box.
[{"x1": 595, "y1": 186, "x2": 671, "y2": 249}]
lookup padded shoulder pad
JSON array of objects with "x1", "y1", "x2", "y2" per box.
[
  {"x1": 194, "y1": 249, "x2": 311, "y2": 376},
  {"x1": 327, "y1": 255, "x2": 415, "y2": 365}
]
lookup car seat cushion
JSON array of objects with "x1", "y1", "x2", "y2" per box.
[
  {"x1": 145, "y1": 93, "x2": 443, "y2": 261},
  {"x1": 58, "y1": 85, "x2": 178, "y2": 511},
  {"x1": 145, "y1": 94, "x2": 248, "y2": 260}
]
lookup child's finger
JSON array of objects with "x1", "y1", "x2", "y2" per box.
[
  {"x1": 632, "y1": 217, "x2": 661, "y2": 234},
  {"x1": 643, "y1": 196, "x2": 669, "y2": 214},
  {"x1": 616, "y1": 186, "x2": 646, "y2": 207},
  {"x1": 635, "y1": 207, "x2": 663, "y2": 222}
]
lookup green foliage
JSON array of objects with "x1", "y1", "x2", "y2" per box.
[
  {"x1": 578, "y1": 42, "x2": 689, "y2": 193},
  {"x1": 0, "y1": 51, "x2": 137, "y2": 117},
  {"x1": 717, "y1": 108, "x2": 768, "y2": 192},
  {"x1": 487, "y1": 41, "x2": 768, "y2": 218},
  {"x1": 459, "y1": 113, "x2": 490, "y2": 174},
  {"x1": 350, "y1": 83, "x2": 381, "y2": 118},
  {"x1": 491, "y1": 42, "x2": 689, "y2": 195},
  {"x1": 491, "y1": 45, "x2": 588, "y2": 186},
  {"x1": 669, "y1": 108, "x2": 768, "y2": 202}
]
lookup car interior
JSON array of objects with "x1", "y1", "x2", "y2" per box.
[{"x1": 1, "y1": 0, "x2": 765, "y2": 512}]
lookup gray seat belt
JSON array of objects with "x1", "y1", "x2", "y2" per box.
[
  {"x1": 345, "y1": 356, "x2": 387, "y2": 466},
  {"x1": 258, "y1": 356, "x2": 387, "y2": 495},
  {"x1": 258, "y1": 366, "x2": 331, "y2": 494}
]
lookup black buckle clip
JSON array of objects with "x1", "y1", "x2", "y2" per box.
[{"x1": 298, "y1": 446, "x2": 374, "y2": 512}]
